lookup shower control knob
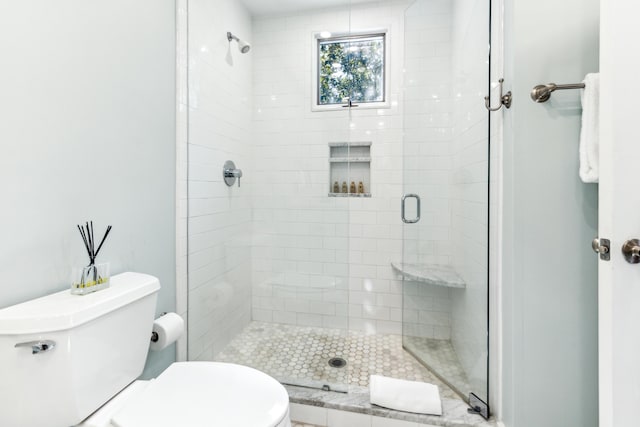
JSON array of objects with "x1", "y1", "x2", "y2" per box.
[
  {"x1": 223, "y1": 160, "x2": 243, "y2": 187},
  {"x1": 622, "y1": 239, "x2": 640, "y2": 264}
]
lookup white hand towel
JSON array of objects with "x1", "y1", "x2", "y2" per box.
[
  {"x1": 579, "y1": 73, "x2": 600, "y2": 183},
  {"x1": 369, "y1": 375, "x2": 442, "y2": 415}
]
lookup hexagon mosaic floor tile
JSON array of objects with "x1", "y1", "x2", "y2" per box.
[
  {"x1": 403, "y1": 335, "x2": 471, "y2": 397},
  {"x1": 213, "y1": 322, "x2": 469, "y2": 400}
]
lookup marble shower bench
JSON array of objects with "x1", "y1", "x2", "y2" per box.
[{"x1": 391, "y1": 263, "x2": 466, "y2": 289}]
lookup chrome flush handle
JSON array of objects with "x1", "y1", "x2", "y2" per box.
[{"x1": 15, "y1": 340, "x2": 56, "y2": 355}]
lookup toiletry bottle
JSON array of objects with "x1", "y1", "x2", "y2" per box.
[
  {"x1": 350, "y1": 181, "x2": 356, "y2": 193},
  {"x1": 333, "y1": 181, "x2": 339, "y2": 193},
  {"x1": 342, "y1": 181, "x2": 348, "y2": 193},
  {"x1": 358, "y1": 181, "x2": 364, "y2": 194}
]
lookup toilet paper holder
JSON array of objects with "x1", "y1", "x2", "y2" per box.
[{"x1": 150, "y1": 312, "x2": 168, "y2": 343}]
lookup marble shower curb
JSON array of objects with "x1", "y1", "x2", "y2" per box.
[{"x1": 285, "y1": 384, "x2": 496, "y2": 427}]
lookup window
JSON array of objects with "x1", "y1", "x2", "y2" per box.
[{"x1": 316, "y1": 33, "x2": 386, "y2": 107}]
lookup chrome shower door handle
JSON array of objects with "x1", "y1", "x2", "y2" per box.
[
  {"x1": 401, "y1": 194, "x2": 421, "y2": 224},
  {"x1": 15, "y1": 340, "x2": 56, "y2": 355}
]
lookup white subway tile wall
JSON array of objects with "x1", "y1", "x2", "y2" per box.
[
  {"x1": 187, "y1": 0, "x2": 254, "y2": 361},
  {"x1": 250, "y1": 1, "x2": 417, "y2": 335},
  {"x1": 402, "y1": 0, "x2": 455, "y2": 340}
]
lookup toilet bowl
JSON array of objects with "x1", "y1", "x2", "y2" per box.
[
  {"x1": 0, "y1": 272, "x2": 290, "y2": 427},
  {"x1": 80, "y1": 362, "x2": 291, "y2": 427}
]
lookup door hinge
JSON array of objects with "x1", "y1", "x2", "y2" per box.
[
  {"x1": 467, "y1": 392, "x2": 489, "y2": 419},
  {"x1": 592, "y1": 237, "x2": 610, "y2": 261}
]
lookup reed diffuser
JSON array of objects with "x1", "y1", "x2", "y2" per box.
[{"x1": 71, "y1": 221, "x2": 112, "y2": 295}]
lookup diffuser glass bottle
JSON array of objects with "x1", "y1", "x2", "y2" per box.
[
  {"x1": 71, "y1": 222, "x2": 113, "y2": 295},
  {"x1": 71, "y1": 263, "x2": 110, "y2": 295}
]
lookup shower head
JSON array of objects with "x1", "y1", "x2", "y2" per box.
[
  {"x1": 237, "y1": 40, "x2": 251, "y2": 54},
  {"x1": 227, "y1": 31, "x2": 251, "y2": 54}
]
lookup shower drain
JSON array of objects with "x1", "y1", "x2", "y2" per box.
[{"x1": 328, "y1": 357, "x2": 347, "y2": 368}]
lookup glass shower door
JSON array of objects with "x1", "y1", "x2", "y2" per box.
[
  {"x1": 185, "y1": 0, "x2": 352, "y2": 394},
  {"x1": 400, "y1": 0, "x2": 490, "y2": 409}
]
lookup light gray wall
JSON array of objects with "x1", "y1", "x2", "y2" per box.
[
  {"x1": 501, "y1": 0, "x2": 599, "y2": 425},
  {"x1": 0, "y1": 0, "x2": 176, "y2": 378}
]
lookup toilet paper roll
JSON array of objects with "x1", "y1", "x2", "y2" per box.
[{"x1": 150, "y1": 312, "x2": 184, "y2": 351}]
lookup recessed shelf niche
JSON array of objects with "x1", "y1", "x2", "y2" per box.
[{"x1": 328, "y1": 142, "x2": 371, "y2": 197}]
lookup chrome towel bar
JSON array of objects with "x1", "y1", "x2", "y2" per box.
[{"x1": 530, "y1": 82, "x2": 585, "y2": 103}]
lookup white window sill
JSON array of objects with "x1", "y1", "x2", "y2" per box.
[{"x1": 311, "y1": 100, "x2": 390, "y2": 112}]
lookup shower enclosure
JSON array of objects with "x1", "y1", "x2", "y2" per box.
[{"x1": 184, "y1": 0, "x2": 490, "y2": 413}]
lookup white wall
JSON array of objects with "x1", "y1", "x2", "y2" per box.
[
  {"x1": 501, "y1": 0, "x2": 599, "y2": 425},
  {"x1": 0, "y1": 0, "x2": 177, "y2": 378},
  {"x1": 186, "y1": 0, "x2": 254, "y2": 361}
]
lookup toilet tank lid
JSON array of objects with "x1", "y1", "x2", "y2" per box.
[{"x1": 0, "y1": 272, "x2": 160, "y2": 335}]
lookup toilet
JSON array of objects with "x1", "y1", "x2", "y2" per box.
[{"x1": 0, "y1": 272, "x2": 291, "y2": 427}]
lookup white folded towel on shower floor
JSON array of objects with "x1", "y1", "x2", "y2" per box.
[
  {"x1": 579, "y1": 72, "x2": 600, "y2": 183},
  {"x1": 369, "y1": 375, "x2": 442, "y2": 416}
]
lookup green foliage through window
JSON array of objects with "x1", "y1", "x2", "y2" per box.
[{"x1": 318, "y1": 34, "x2": 385, "y2": 105}]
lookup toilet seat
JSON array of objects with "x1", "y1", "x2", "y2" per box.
[{"x1": 111, "y1": 362, "x2": 290, "y2": 427}]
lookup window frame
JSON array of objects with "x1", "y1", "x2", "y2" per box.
[{"x1": 311, "y1": 29, "x2": 390, "y2": 112}]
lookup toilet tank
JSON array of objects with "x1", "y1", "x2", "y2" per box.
[{"x1": 0, "y1": 272, "x2": 160, "y2": 427}]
